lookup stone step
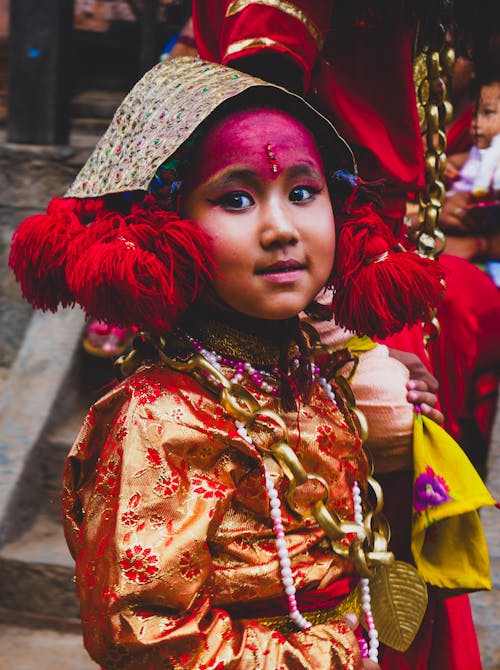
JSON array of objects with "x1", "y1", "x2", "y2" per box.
[
  {"x1": 42, "y1": 352, "x2": 116, "y2": 521},
  {"x1": 0, "y1": 622, "x2": 97, "y2": 669},
  {"x1": 0, "y1": 513, "x2": 80, "y2": 624}
]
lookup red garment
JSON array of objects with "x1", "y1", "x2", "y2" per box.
[
  {"x1": 447, "y1": 105, "x2": 474, "y2": 156},
  {"x1": 193, "y1": 1, "x2": 425, "y2": 215},
  {"x1": 192, "y1": 4, "x2": 495, "y2": 666}
]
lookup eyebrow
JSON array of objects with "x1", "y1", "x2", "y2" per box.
[
  {"x1": 207, "y1": 162, "x2": 324, "y2": 190},
  {"x1": 286, "y1": 163, "x2": 324, "y2": 180},
  {"x1": 208, "y1": 169, "x2": 261, "y2": 191}
]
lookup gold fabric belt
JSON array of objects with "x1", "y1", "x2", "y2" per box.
[{"x1": 251, "y1": 588, "x2": 360, "y2": 636}]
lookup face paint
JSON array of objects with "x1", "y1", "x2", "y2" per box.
[
  {"x1": 181, "y1": 107, "x2": 336, "y2": 321},
  {"x1": 184, "y1": 107, "x2": 326, "y2": 192}
]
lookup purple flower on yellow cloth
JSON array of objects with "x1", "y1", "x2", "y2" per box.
[{"x1": 413, "y1": 466, "x2": 452, "y2": 512}]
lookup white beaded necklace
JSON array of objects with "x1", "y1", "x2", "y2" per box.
[{"x1": 189, "y1": 336, "x2": 378, "y2": 659}]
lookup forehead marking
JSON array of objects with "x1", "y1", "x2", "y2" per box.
[{"x1": 265, "y1": 143, "x2": 279, "y2": 174}]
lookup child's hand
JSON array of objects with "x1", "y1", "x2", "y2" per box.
[
  {"x1": 406, "y1": 379, "x2": 444, "y2": 424},
  {"x1": 444, "y1": 160, "x2": 460, "y2": 181},
  {"x1": 388, "y1": 349, "x2": 444, "y2": 424}
]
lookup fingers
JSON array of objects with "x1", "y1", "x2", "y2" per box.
[
  {"x1": 407, "y1": 386, "x2": 437, "y2": 407},
  {"x1": 419, "y1": 403, "x2": 445, "y2": 424},
  {"x1": 406, "y1": 380, "x2": 444, "y2": 423},
  {"x1": 407, "y1": 374, "x2": 439, "y2": 394}
]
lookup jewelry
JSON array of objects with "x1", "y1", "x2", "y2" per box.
[
  {"x1": 192, "y1": 341, "x2": 379, "y2": 644},
  {"x1": 183, "y1": 331, "x2": 305, "y2": 396},
  {"x1": 235, "y1": 420, "x2": 312, "y2": 631},
  {"x1": 154, "y1": 335, "x2": 427, "y2": 650},
  {"x1": 353, "y1": 480, "x2": 379, "y2": 663},
  {"x1": 266, "y1": 143, "x2": 279, "y2": 174}
]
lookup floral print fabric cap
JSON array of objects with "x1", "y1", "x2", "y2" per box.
[{"x1": 65, "y1": 56, "x2": 355, "y2": 199}]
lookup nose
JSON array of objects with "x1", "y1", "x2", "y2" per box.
[{"x1": 259, "y1": 199, "x2": 299, "y2": 249}]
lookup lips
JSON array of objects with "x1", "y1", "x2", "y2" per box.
[{"x1": 256, "y1": 260, "x2": 306, "y2": 275}]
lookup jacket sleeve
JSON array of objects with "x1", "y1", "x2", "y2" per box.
[
  {"x1": 62, "y1": 381, "x2": 363, "y2": 669},
  {"x1": 192, "y1": 0, "x2": 332, "y2": 91}
]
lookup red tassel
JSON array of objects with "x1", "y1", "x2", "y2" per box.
[
  {"x1": 66, "y1": 201, "x2": 215, "y2": 333},
  {"x1": 332, "y1": 205, "x2": 448, "y2": 338},
  {"x1": 8, "y1": 197, "x2": 105, "y2": 310}
]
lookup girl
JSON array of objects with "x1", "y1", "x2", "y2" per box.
[{"x1": 10, "y1": 57, "x2": 450, "y2": 669}]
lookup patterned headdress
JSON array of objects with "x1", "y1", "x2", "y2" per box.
[{"x1": 9, "y1": 57, "x2": 446, "y2": 337}]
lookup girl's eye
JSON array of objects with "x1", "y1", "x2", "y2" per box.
[
  {"x1": 289, "y1": 185, "x2": 320, "y2": 202},
  {"x1": 216, "y1": 191, "x2": 254, "y2": 210}
]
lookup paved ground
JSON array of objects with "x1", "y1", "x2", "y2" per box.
[
  {"x1": 470, "y1": 393, "x2": 500, "y2": 669},
  {"x1": 0, "y1": 624, "x2": 97, "y2": 669}
]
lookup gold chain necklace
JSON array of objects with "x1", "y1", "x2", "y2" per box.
[{"x1": 118, "y1": 332, "x2": 428, "y2": 652}]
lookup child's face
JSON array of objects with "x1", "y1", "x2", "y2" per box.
[
  {"x1": 472, "y1": 82, "x2": 500, "y2": 149},
  {"x1": 182, "y1": 108, "x2": 335, "y2": 321}
]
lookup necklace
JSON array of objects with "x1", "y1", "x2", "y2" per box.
[
  {"x1": 183, "y1": 331, "x2": 303, "y2": 396},
  {"x1": 189, "y1": 334, "x2": 378, "y2": 660}
]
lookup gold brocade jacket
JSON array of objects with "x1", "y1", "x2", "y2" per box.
[{"x1": 63, "y1": 358, "x2": 368, "y2": 669}]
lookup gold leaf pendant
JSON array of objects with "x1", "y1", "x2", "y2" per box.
[{"x1": 366, "y1": 561, "x2": 428, "y2": 652}]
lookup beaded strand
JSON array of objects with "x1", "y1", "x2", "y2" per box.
[
  {"x1": 183, "y1": 332, "x2": 280, "y2": 395},
  {"x1": 353, "y1": 480, "x2": 379, "y2": 663},
  {"x1": 234, "y1": 420, "x2": 312, "y2": 630},
  {"x1": 188, "y1": 336, "x2": 379, "y2": 646}
]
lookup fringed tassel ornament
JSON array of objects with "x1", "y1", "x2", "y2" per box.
[
  {"x1": 8, "y1": 197, "x2": 107, "y2": 310},
  {"x1": 66, "y1": 198, "x2": 215, "y2": 333},
  {"x1": 332, "y1": 205, "x2": 447, "y2": 339}
]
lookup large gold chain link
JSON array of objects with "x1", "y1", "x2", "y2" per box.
[
  {"x1": 150, "y1": 343, "x2": 394, "y2": 579},
  {"x1": 413, "y1": 26, "x2": 455, "y2": 345},
  {"x1": 415, "y1": 29, "x2": 455, "y2": 259}
]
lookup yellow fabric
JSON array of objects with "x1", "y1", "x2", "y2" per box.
[
  {"x1": 345, "y1": 335, "x2": 378, "y2": 354},
  {"x1": 411, "y1": 412, "x2": 496, "y2": 591}
]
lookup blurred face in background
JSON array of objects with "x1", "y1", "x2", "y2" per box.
[{"x1": 472, "y1": 82, "x2": 500, "y2": 149}]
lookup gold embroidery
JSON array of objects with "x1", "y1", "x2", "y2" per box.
[
  {"x1": 226, "y1": 37, "x2": 295, "y2": 59},
  {"x1": 183, "y1": 316, "x2": 295, "y2": 368},
  {"x1": 252, "y1": 588, "x2": 360, "y2": 635},
  {"x1": 225, "y1": 0, "x2": 323, "y2": 49}
]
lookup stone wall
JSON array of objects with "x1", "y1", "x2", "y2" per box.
[{"x1": 0, "y1": 142, "x2": 89, "y2": 371}]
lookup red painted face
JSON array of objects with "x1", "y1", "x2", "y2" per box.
[{"x1": 181, "y1": 108, "x2": 336, "y2": 321}]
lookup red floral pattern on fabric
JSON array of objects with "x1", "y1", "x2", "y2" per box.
[
  {"x1": 120, "y1": 545, "x2": 160, "y2": 584},
  {"x1": 149, "y1": 513, "x2": 166, "y2": 528},
  {"x1": 129, "y1": 377, "x2": 164, "y2": 405},
  {"x1": 95, "y1": 458, "x2": 120, "y2": 497},
  {"x1": 178, "y1": 551, "x2": 202, "y2": 581},
  {"x1": 316, "y1": 424, "x2": 337, "y2": 455},
  {"x1": 146, "y1": 447, "x2": 163, "y2": 467},
  {"x1": 121, "y1": 510, "x2": 141, "y2": 527},
  {"x1": 153, "y1": 471, "x2": 181, "y2": 497},
  {"x1": 191, "y1": 472, "x2": 229, "y2": 500}
]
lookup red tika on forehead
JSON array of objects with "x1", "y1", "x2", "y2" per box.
[{"x1": 184, "y1": 107, "x2": 325, "y2": 190}]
